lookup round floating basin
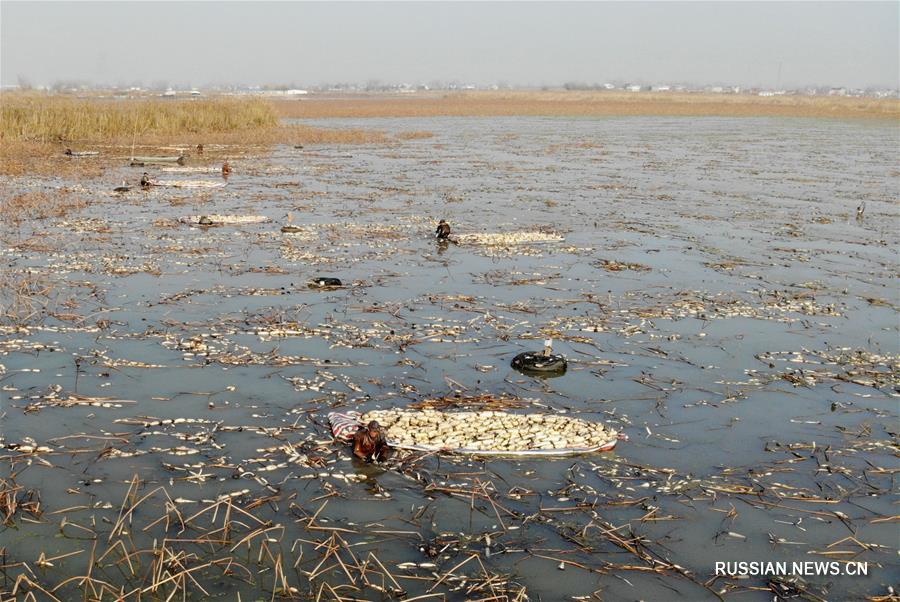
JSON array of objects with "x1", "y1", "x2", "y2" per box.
[
  {"x1": 308, "y1": 277, "x2": 342, "y2": 288},
  {"x1": 511, "y1": 351, "x2": 567, "y2": 376}
]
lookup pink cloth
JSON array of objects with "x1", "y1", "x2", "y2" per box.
[{"x1": 328, "y1": 411, "x2": 362, "y2": 441}]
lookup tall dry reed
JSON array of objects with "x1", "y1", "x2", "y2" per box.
[
  {"x1": 1, "y1": 94, "x2": 278, "y2": 142},
  {"x1": 0, "y1": 94, "x2": 390, "y2": 175}
]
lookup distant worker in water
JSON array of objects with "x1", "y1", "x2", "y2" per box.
[
  {"x1": 856, "y1": 202, "x2": 865, "y2": 221},
  {"x1": 435, "y1": 219, "x2": 451, "y2": 240},
  {"x1": 140, "y1": 173, "x2": 151, "y2": 189},
  {"x1": 196, "y1": 143, "x2": 204, "y2": 155},
  {"x1": 222, "y1": 161, "x2": 232, "y2": 177},
  {"x1": 353, "y1": 421, "x2": 390, "y2": 462}
]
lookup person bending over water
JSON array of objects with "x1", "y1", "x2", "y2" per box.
[
  {"x1": 435, "y1": 219, "x2": 451, "y2": 240},
  {"x1": 353, "y1": 421, "x2": 390, "y2": 462}
]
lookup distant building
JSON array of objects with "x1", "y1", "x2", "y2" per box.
[{"x1": 256, "y1": 89, "x2": 308, "y2": 97}]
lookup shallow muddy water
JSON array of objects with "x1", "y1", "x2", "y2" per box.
[{"x1": 1, "y1": 116, "x2": 898, "y2": 600}]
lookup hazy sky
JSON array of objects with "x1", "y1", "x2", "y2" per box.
[{"x1": 2, "y1": 2, "x2": 898, "y2": 89}]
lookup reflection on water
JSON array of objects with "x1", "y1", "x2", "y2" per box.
[{"x1": 1, "y1": 116, "x2": 897, "y2": 600}]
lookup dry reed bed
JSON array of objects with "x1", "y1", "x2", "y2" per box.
[
  {"x1": 0, "y1": 93, "x2": 391, "y2": 145},
  {"x1": 1, "y1": 95, "x2": 278, "y2": 141},
  {"x1": 273, "y1": 91, "x2": 900, "y2": 119},
  {"x1": 0, "y1": 94, "x2": 389, "y2": 176}
]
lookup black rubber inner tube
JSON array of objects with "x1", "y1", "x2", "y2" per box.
[
  {"x1": 309, "y1": 277, "x2": 342, "y2": 288},
  {"x1": 511, "y1": 351, "x2": 567, "y2": 375}
]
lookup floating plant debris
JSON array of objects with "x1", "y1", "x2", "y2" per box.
[{"x1": 0, "y1": 116, "x2": 896, "y2": 601}]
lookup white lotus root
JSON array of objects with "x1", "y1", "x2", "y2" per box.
[
  {"x1": 179, "y1": 214, "x2": 270, "y2": 225},
  {"x1": 360, "y1": 409, "x2": 616, "y2": 452},
  {"x1": 455, "y1": 231, "x2": 563, "y2": 246}
]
